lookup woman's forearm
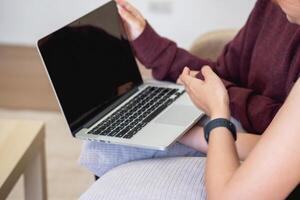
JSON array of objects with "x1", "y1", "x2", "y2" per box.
[
  {"x1": 235, "y1": 132, "x2": 260, "y2": 160},
  {"x1": 179, "y1": 126, "x2": 260, "y2": 160},
  {"x1": 206, "y1": 127, "x2": 240, "y2": 200},
  {"x1": 205, "y1": 80, "x2": 300, "y2": 199}
]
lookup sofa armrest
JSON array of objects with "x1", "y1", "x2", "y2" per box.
[{"x1": 189, "y1": 29, "x2": 238, "y2": 61}]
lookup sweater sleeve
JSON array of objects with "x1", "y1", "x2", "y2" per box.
[
  {"x1": 223, "y1": 79, "x2": 282, "y2": 134},
  {"x1": 131, "y1": 22, "x2": 213, "y2": 81}
]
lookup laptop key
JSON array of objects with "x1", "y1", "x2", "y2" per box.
[
  {"x1": 142, "y1": 100, "x2": 173, "y2": 123},
  {"x1": 91, "y1": 86, "x2": 183, "y2": 139},
  {"x1": 116, "y1": 128, "x2": 130, "y2": 137}
]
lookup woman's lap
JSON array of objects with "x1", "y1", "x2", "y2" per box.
[{"x1": 79, "y1": 141, "x2": 205, "y2": 177}]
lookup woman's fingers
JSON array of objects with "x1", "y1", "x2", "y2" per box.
[
  {"x1": 185, "y1": 84, "x2": 208, "y2": 113},
  {"x1": 201, "y1": 65, "x2": 221, "y2": 82},
  {"x1": 180, "y1": 68, "x2": 205, "y2": 107},
  {"x1": 186, "y1": 78, "x2": 202, "y2": 100},
  {"x1": 180, "y1": 65, "x2": 229, "y2": 117},
  {"x1": 176, "y1": 77, "x2": 184, "y2": 85},
  {"x1": 181, "y1": 67, "x2": 191, "y2": 84},
  {"x1": 125, "y1": 2, "x2": 144, "y2": 20},
  {"x1": 190, "y1": 70, "x2": 199, "y2": 78},
  {"x1": 177, "y1": 69, "x2": 199, "y2": 85},
  {"x1": 177, "y1": 67, "x2": 189, "y2": 85},
  {"x1": 115, "y1": 0, "x2": 146, "y2": 40},
  {"x1": 181, "y1": 67, "x2": 204, "y2": 87},
  {"x1": 118, "y1": 6, "x2": 136, "y2": 26},
  {"x1": 116, "y1": 0, "x2": 143, "y2": 20}
]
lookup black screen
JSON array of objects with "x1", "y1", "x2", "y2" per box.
[{"x1": 38, "y1": 1, "x2": 143, "y2": 134}]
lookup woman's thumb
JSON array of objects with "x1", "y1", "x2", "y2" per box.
[{"x1": 201, "y1": 66, "x2": 215, "y2": 80}]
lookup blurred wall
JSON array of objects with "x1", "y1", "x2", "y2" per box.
[{"x1": 0, "y1": 0, "x2": 256, "y2": 48}]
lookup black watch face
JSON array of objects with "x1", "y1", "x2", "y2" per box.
[{"x1": 204, "y1": 118, "x2": 237, "y2": 143}]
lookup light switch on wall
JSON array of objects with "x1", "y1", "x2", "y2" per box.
[{"x1": 148, "y1": 1, "x2": 173, "y2": 14}]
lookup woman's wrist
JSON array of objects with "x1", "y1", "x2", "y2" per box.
[
  {"x1": 211, "y1": 107, "x2": 230, "y2": 120},
  {"x1": 204, "y1": 117, "x2": 237, "y2": 144},
  {"x1": 132, "y1": 21, "x2": 148, "y2": 42},
  {"x1": 132, "y1": 20, "x2": 146, "y2": 40}
]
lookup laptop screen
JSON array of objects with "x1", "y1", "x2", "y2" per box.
[{"x1": 38, "y1": 1, "x2": 143, "y2": 134}]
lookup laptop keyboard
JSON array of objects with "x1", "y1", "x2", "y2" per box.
[{"x1": 87, "y1": 86, "x2": 183, "y2": 139}]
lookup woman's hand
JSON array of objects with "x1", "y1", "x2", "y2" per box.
[
  {"x1": 180, "y1": 66, "x2": 230, "y2": 119},
  {"x1": 176, "y1": 70, "x2": 199, "y2": 85},
  {"x1": 115, "y1": 0, "x2": 146, "y2": 41}
]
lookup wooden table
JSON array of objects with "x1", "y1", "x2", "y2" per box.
[{"x1": 0, "y1": 119, "x2": 47, "y2": 200}]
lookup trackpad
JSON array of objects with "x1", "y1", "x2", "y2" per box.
[{"x1": 154, "y1": 105, "x2": 199, "y2": 126}]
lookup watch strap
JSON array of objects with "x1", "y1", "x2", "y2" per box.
[{"x1": 204, "y1": 118, "x2": 237, "y2": 143}]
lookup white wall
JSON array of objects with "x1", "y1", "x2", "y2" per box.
[{"x1": 0, "y1": 0, "x2": 256, "y2": 48}]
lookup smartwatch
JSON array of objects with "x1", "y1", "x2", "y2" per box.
[{"x1": 204, "y1": 118, "x2": 237, "y2": 144}]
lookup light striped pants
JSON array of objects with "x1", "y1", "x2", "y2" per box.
[
  {"x1": 79, "y1": 141, "x2": 205, "y2": 178},
  {"x1": 79, "y1": 117, "x2": 209, "y2": 177}
]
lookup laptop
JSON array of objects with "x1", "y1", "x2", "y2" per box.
[{"x1": 37, "y1": 0, "x2": 204, "y2": 150}]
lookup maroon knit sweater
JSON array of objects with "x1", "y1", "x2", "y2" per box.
[{"x1": 131, "y1": 0, "x2": 300, "y2": 134}]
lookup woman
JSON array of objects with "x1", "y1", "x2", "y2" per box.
[
  {"x1": 179, "y1": 66, "x2": 300, "y2": 199},
  {"x1": 117, "y1": 0, "x2": 300, "y2": 198},
  {"x1": 113, "y1": 0, "x2": 300, "y2": 153},
  {"x1": 79, "y1": 0, "x2": 300, "y2": 195}
]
